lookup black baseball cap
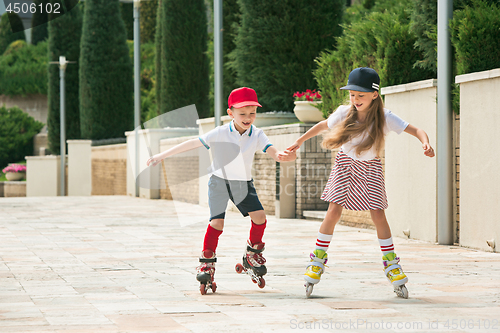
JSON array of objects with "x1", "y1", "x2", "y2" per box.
[{"x1": 340, "y1": 67, "x2": 380, "y2": 92}]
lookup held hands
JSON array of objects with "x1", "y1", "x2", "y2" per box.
[
  {"x1": 423, "y1": 143, "x2": 435, "y2": 157},
  {"x1": 277, "y1": 149, "x2": 297, "y2": 162},
  {"x1": 286, "y1": 140, "x2": 302, "y2": 153}
]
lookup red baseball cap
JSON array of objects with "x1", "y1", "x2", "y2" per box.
[{"x1": 228, "y1": 87, "x2": 262, "y2": 109}]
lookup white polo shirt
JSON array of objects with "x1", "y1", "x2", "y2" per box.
[
  {"x1": 327, "y1": 105, "x2": 409, "y2": 160},
  {"x1": 199, "y1": 120, "x2": 273, "y2": 181}
]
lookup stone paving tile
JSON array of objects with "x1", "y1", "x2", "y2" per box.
[{"x1": 1, "y1": 196, "x2": 499, "y2": 333}]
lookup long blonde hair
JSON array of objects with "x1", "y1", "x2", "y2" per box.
[{"x1": 322, "y1": 95, "x2": 385, "y2": 157}]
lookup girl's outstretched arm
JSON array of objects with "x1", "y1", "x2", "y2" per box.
[
  {"x1": 146, "y1": 138, "x2": 204, "y2": 166},
  {"x1": 404, "y1": 124, "x2": 435, "y2": 157},
  {"x1": 286, "y1": 119, "x2": 329, "y2": 152}
]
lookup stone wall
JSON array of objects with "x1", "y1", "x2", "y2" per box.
[
  {"x1": 2, "y1": 181, "x2": 26, "y2": 197},
  {"x1": 91, "y1": 144, "x2": 127, "y2": 195}
]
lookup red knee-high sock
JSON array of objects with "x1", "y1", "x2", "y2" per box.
[
  {"x1": 203, "y1": 224, "x2": 223, "y2": 253},
  {"x1": 249, "y1": 220, "x2": 267, "y2": 245}
]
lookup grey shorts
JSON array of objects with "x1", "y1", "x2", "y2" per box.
[{"x1": 208, "y1": 175, "x2": 264, "y2": 221}]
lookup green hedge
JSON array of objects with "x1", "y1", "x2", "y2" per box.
[
  {"x1": 0, "y1": 106, "x2": 44, "y2": 170},
  {"x1": 314, "y1": 3, "x2": 434, "y2": 116},
  {"x1": 0, "y1": 40, "x2": 48, "y2": 96}
]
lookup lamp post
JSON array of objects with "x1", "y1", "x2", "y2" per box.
[
  {"x1": 133, "y1": 0, "x2": 141, "y2": 197},
  {"x1": 214, "y1": 0, "x2": 223, "y2": 127},
  {"x1": 437, "y1": 0, "x2": 454, "y2": 245},
  {"x1": 49, "y1": 56, "x2": 75, "y2": 196}
]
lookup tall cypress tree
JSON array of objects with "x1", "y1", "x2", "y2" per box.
[
  {"x1": 156, "y1": 0, "x2": 209, "y2": 119},
  {"x1": 230, "y1": 0, "x2": 344, "y2": 112},
  {"x1": 31, "y1": 0, "x2": 49, "y2": 45},
  {"x1": 80, "y1": 0, "x2": 133, "y2": 140},
  {"x1": 47, "y1": 0, "x2": 82, "y2": 154}
]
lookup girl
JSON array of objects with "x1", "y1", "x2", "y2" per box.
[{"x1": 286, "y1": 67, "x2": 435, "y2": 298}]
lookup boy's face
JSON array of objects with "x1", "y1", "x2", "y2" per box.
[{"x1": 227, "y1": 105, "x2": 257, "y2": 133}]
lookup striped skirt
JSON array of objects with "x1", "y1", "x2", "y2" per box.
[{"x1": 320, "y1": 151, "x2": 388, "y2": 211}]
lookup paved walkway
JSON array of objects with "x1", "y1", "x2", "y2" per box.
[{"x1": 0, "y1": 196, "x2": 499, "y2": 333}]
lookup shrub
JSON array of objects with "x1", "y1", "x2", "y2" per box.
[
  {"x1": 79, "y1": 0, "x2": 134, "y2": 140},
  {"x1": 0, "y1": 106, "x2": 44, "y2": 170},
  {"x1": 140, "y1": 0, "x2": 158, "y2": 44},
  {"x1": 410, "y1": 0, "x2": 437, "y2": 75},
  {"x1": 127, "y1": 40, "x2": 157, "y2": 124},
  {"x1": 0, "y1": 40, "x2": 48, "y2": 96},
  {"x1": 450, "y1": 0, "x2": 500, "y2": 76},
  {"x1": 450, "y1": 0, "x2": 500, "y2": 114},
  {"x1": 0, "y1": 12, "x2": 25, "y2": 55},
  {"x1": 314, "y1": 3, "x2": 434, "y2": 116},
  {"x1": 230, "y1": 0, "x2": 344, "y2": 112},
  {"x1": 47, "y1": 0, "x2": 83, "y2": 154}
]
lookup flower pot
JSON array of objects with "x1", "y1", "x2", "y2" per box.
[
  {"x1": 5, "y1": 172, "x2": 25, "y2": 181},
  {"x1": 293, "y1": 101, "x2": 324, "y2": 123}
]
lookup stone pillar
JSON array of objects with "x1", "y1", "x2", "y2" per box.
[
  {"x1": 67, "y1": 140, "x2": 92, "y2": 196},
  {"x1": 25, "y1": 156, "x2": 61, "y2": 196},
  {"x1": 456, "y1": 68, "x2": 500, "y2": 252}
]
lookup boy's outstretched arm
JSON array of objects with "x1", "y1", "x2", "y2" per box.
[
  {"x1": 287, "y1": 119, "x2": 329, "y2": 152},
  {"x1": 146, "y1": 138, "x2": 204, "y2": 166},
  {"x1": 404, "y1": 124, "x2": 435, "y2": 157},
  {"x1": 266, "y1": 146, "x2": 297, "y2": 162}
]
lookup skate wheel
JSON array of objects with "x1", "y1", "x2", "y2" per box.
[
  {"x1": 257, "y1": 277, "x2": 265, "y2": 289},
  {"x1": 211, "y1": 282, "x2": 217, "y2": 293},
  {"x1": 251, "y1": 277, "x2": 257, "y2": 283},
  {"x1": 305, "y1": 283, "x2": 314, "y2": 298},
  {"x1": 235, "y1": 263, "x2": 244, "y2": 274},
  {"x1": 394, "y1": 285, "x2": 409, "y2": 299},
  {"x1": 200, "y1": 284, "x2": 207, "y2": 295}
]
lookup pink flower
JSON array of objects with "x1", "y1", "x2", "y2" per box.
[{"x1": 2, "y1": 164, "x2": 26, "y2": 174}]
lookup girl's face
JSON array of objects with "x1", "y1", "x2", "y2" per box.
[
  {"x1": 227, "y1": 105, "x2": 257, "y2": 134},
  {"x1": 349, "y1": 90, "x2": 378, "y2": 113}
]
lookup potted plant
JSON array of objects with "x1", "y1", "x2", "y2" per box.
[
  {"x1": 293, "y1": 89, "x2": 324, "y2": 123},
  {"x1": 2, "y1": 164, "x2": 26, "y2": 181}
]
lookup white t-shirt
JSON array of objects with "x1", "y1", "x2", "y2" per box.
[
  {"x1": 199, "y1": 120, "x2": 273, "y2": 181},
  {"x1": 326, "y1": 105, "x2": 409, "y2": 161}
]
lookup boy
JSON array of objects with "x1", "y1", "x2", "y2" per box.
[{"x1": 147, "y1": 87, "x2": 295, "y2": 293}]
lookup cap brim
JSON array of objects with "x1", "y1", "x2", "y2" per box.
[
  {"x1": 231, "y1": 101, "x2": 262, "y2": 108},
  {"x1": 340, "y1": 85, "x2": 376, "y2": 92}
]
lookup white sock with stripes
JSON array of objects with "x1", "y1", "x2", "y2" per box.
[
  {"x1": 378, "y1": 237, "x2": 395, "y2": 255},
  {"x1": 315, "y1": 232, "x2": 333, "y2": 251}
]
